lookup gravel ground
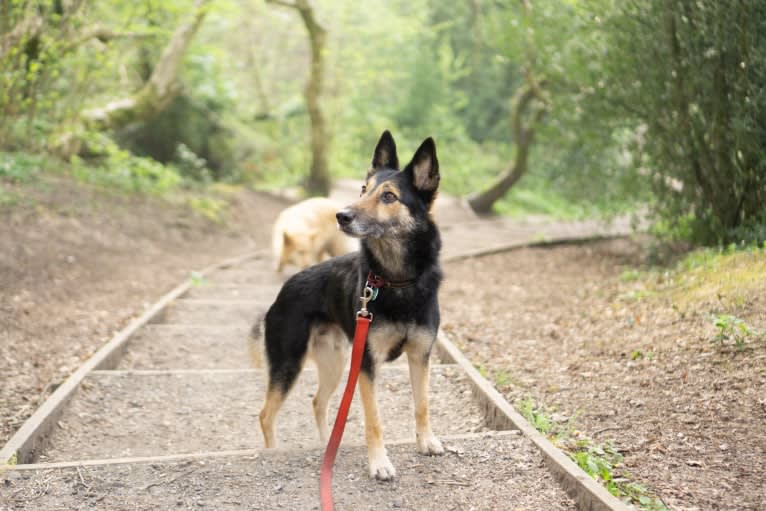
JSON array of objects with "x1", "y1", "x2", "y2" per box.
[
  {"x1": 40, "y1": 365, "x2": 487, "y2": 462},
  {"x1": 117, "y1": 325, "x2": 252, "y2": 370},
  {"x1": 2, "y1": 433, "x2": 576, "y2": 511},
  {"x1": 156, "y1": 299, "x2": 266, "y2": 327}
]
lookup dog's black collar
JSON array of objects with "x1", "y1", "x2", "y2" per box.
[{"x1": 366, "y1": 271, "x2": 416, "y2": 289}]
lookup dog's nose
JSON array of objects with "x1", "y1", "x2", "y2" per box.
[{"x1": 336, "y1": 209, "x2": 354, "y2": 227}]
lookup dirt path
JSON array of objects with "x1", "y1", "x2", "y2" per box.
[
  {"x1": 1, "y1": 175, "x2": 629, "y2": 450},
  {"x1": 441, "y1": 239, "x2": 766, "y2": 511},
  {"x1": 2, "y1": 248, "x2": 581, "y2": 510},
  {"x1": 0, "y1": 176, "x2": 290, "y2": 447},
  {"x1": 3, "y1": 173, "x2": 640, "y2": 510},
  {"x1": 3, "y1": 434, "x2": 574, "y2": 511}
]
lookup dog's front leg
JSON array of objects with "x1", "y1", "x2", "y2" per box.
[
  {"x1": 358, "y1": 371, "x2": 396, "y2": 480},
  {"x1": 407, "y1": 351, "x2": 444, "y2": 455}
]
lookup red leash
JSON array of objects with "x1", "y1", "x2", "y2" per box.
[{"x1": 319, "y1": 287, "x2": 374, "y2": 511}]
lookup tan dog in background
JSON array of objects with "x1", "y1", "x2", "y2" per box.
[{"x1": 272, "y1": 197, "x2": 357, "y2": 272}]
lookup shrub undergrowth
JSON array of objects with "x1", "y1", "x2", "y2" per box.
[{"x1": 517, "y1": 397, "x2": 668, "y2": 510}]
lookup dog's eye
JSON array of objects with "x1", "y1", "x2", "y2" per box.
[
  {"x1": 381, "y1": 191, "x2": 398, "y2": 204},
  {"x1": 360, "y1": 185, "x2": 367, "y2": 196}
]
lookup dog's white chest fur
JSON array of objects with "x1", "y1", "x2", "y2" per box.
[{"x1": 366, "y1": 322, "x2": 435, "y2": 365}]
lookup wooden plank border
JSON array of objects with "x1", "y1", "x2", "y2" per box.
[
  {"x1": 436, "y1": 333, "x2": 631, "y2": 511},
  {"x1": 444, "y1": 233, "x2": 632, "y2": 263}
]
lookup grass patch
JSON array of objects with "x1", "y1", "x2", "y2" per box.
[
  {"x1": 67, "y1": 132, "x2": 183, "y2": 195},
  {"x1": 1, "y1": 148, "x2": 249, "y2": 231},
  {"x1": 190, "y1": 271, "x2": 207, "y2": 287},
  {"x1": 70, "y1": 153, "x2": 181, "y2": 195},
  {"x1": 619, "y1": 269, "x2": 642, "y2": 282},
  {"x1": 187, "y1": 196, "x2": 226, "y2": 223},
  {"x1": 615, "y1": 244, "x2": 766, "y2": 352},
  {"x1": 620, "y1": 243, "x2": 766, "y2": 315},
  {"x1": 517, "y1": 397, "x2": 668, "y2": 510},
  {"x1": 0, "y1": 152, "x2": 47, "y2": 183},
  {"x1": 0, "y1": 184, "x2": 22, "y2": 207},
  {"x1": 493, "y1": 370, "x2": 511, "y2": 387},
  {"x1": 710, "y1": 314, "x2": 760, "y2": 351},
  {"x1": 668, "y1": 245, "x2": 766, "y2": 309},
  {"x1": 495, "y1": 186, "x2": 597, "y2": 220}
]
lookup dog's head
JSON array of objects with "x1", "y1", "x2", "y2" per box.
[
  {"x1": 277, "y1": 231, "x2": 319, "y2": 272},
  {"x1": 336, "y1": 131, "x2": 439, "y2": 240}
]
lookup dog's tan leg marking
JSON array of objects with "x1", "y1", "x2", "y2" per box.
[
  {"x1": 407, "y1": 352, "x2": 444, "y2": 455},
  {"x1": 358, "y1": 372, "x2": 396, "y2": 480},
  {"x1": 259, "y1": 386, "x2": 286, "y2": 448},
  {"x1": 310, "y1": 327, "x2": 347, "y2": 443},
  {"x1": 247, "y1": 333, "x2": 264, "y2": 368}
]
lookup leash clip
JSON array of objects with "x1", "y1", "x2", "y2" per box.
[{"x1": 357, "y1": 286, "x2": 374, "y2": 319}]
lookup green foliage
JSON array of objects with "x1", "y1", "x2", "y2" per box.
[
  {"x1": 711, "y1": 314, "x2": 754, "y2": 351},
  {"x1": 728, "y1": 221, "x2": 766, "y2": 247},
  {"x1": 0, "y1": 185, "x2": 21, "y2": 207},
  {"x1": 518, "y1": 397, "x2": 668, "y2": 510},
  {"x1": 0, "y1": 152, "x2": 46, "y2": 182},
  {"x1": 476, "y1": 1, "x2": 651, "y2": 214},
  {"x1": 190, "y1": 271, "x2": 207, "y2": 287},
  {"x1": 517, "y1": 398, "x2": 553, "y2": 434},
  {"x1": 2, "y1": 0, "x2": 762, "y2": 241},
  {"x1": 592, "y1": 0, "x2": 766, "y2": 245},
  {"x1": 674, "y1": 240, "x2": 766, "y2": 274},
  {"x1": 493, "y1": 370, "x2": 511, "y2": 387},
  {"x1": 619, "y1": 269, "x2": 642, "y2": 283},
  {"x1": 187, "y1": 196, "x2": 225, "y2": 222},
  {"x1": 175, "y1": 143, "x2": 211, "y2": 182},
  {"x1": 70, "y1": 133, "x2": 181, "y2": 194}
]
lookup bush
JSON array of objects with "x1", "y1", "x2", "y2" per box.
[
  {"x1": 70, "y1": 132, "x2": 181, "y2": 194},
  {"x1": 596, "y1": 0, "x2": 766, "y2": 245}
]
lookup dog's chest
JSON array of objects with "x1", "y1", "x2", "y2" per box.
[{"x1": 365, "y1": 321, "x2": 435, "y2": 364}]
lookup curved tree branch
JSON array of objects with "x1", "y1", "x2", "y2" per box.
[
  {"x1": 51, "y1": 0, "x2": 212, "y2": 156},
  {"x1": 467, "y1": 72, "x2": 549, "y2": 214},
  {"x1": 82, "y1": 0, "x2": 211, "y2": 131}
]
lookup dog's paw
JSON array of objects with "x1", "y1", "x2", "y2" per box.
[
  {"x1": 368, "y1": 452, "x2": 397, "y2": 480},
  {"x1": 417, "y1": 433, "x2": 444, "y2": 456}
]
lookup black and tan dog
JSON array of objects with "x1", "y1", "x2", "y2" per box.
[{"x1": 256, "y1": 130, "x2": 444, "y2": 479}]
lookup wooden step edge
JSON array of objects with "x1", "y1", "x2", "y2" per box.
[
  {"x1": 88, "y1": 364, "x2": 460, "y2": 377},
  {"x1": 4, "y1": 431, "x2": 518, "y2": 472}
]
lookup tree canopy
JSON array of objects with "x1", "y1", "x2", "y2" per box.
[{"x1": 1, "y1": 0, "x2": 764, "y2": 245}]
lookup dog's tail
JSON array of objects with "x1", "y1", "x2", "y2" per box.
[{"x1": 248, "y1": 313, "x2": 266, "y2": 368}]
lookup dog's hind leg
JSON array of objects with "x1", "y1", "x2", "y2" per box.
[
  {"x1": 247, "y1": 316, "x2": 266, "y2": 368},
  {"x1": 358, "y1": 371, "x2": 396, "y2": 480},
  {"x1": 259, "y1": 385, "x2": 285, "y2": 448},
  {"x1": 259, "y1": 363, "x2": 301, "y2": 448},
  {"x1": 309, "y1": 325, "x2": 347, "y2": 443},
  {"x1": 406, "y1": 351, "x2": 444, "y2": 456}
]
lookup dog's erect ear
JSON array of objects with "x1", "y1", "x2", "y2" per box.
[
  {"x1": 406, "y1": 137, "x2": 439, "y2": 194},
  {"x1": 370, "y1": 130, "x2": 399, "y2": 174}
]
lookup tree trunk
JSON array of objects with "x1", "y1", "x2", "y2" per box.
[
  {"x1": 466, "y1": 81, "x2": 547, "y2": 214},
  {"x1": 466, "y1": 0, "x2": 547, "y2": 215},
  {"x1": 268, "y1": 0, "x2": 330, "y2": 196},
  {"x1": 249, "y1": 51, "x2": 271, "y2": 119},
  {"x1": 52, "y1": 0, "x2": 211, "y2": 157}
]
